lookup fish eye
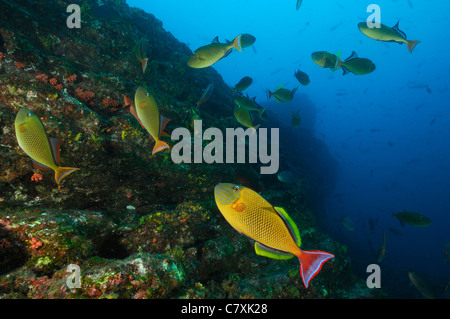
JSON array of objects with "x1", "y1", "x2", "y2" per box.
[
  {"x1": 232, "y1": 186, "x2": 240, "y2": 192},
  {"x1": 27, "y1": 112, "x2": 31, "y2": 117}
]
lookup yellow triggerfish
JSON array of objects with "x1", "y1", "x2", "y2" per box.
[
  {"x1": 15, "y1": 107, "x2": 79, "y2": 184},
  {"x1": 214, "y1": 183, "x2": 334, "y2": 288},
  {"x1": 133, "y1": 87, "x2": 170, "y2": 155},
  {"x1": 187, "y1": 35, "x2": 242, "y2": 68},
  {"x1": 135, "y1": 38, "x2": 149, "y2": 73},
  {"x1": 358, "y1": 21, "x2": 420, "y2": 54}
]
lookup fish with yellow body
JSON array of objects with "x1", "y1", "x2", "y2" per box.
[
  {"x1": 15, "y1": 107, "x2": 79, "y2": 184},
  {"x1": 187, "y1": 35, "x2": 242, "y2": 68},
  {"x1": 133, "y1": 87, "x2": 170, "y2": 155},
  {"x1": 214, "y1": 183, "x2": 334, "y2": 288},
  {"x1": 358, "y1": 21, "x2": 420, "y2": 54}
]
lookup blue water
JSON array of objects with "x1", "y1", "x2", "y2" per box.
[{"x1": 127, "y1": 0, "x2": 450, "y2": 298}]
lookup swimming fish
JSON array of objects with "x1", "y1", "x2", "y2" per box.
[
  {"x1": 234, "y1": 95, "x2": 265, "y2": 118},
  {"x1": 233, "y1": 105, "x2": 260, "y2": 130},
  {"x1": 296, "y1": 0, "x2": 303, "y2": 10},
  {"x1": 15, "y1": 107, "x2": 79, "y2": 184},
  {"x1": 294, "y1": 68, "x2": 310, "y2": 85},
  {"x1": 358, "y1": 21, "x2": 420, "y2": 53},
  {"x1": 214, "y1": 183, "x2": 334, "y2": 288},
  {"x1": 135, "y1": 39, "x2": 149, "y2": 73},
  {"x1": 187, "y1": 35, "x2": 242, "y2": 68},
  {"x1": 335, "y1": 51, "x2": 376, "y2": 75},
  {"x1": 239, "y1": 33, "x2": 256, "y2": 49},
  {"x1": 291, "y1": 110, "x2": 301, "y2": 127},
  {"x1": 377, "y1": 230, "x2": 386, "y2": 263},
  {"x1": 341, "y1": 216, "x2": 355, "y2": 231},
  {"x1": 408, "y1": 270, "x2": 436, "y2": 299},
  {"x1": 232, "y1": 76, "x2": 253, "y2": 93},
  {"x1": 267, "y1": 85, "x2": 298, "y2": 103},
  {"x1": 392, "y1": 211, "x2": 431, "y2": 227},
  {"x1": 133, "y1": 87, "x2": 170, "y2": 155},
  {"x1": 277, "y1": 171, "x2": 297, "y2": 184},
  {"x1": 197, "y1": 83, "x2": 214, "y2": 108},
  {"x1": 311, "y1": 51, "x2": 339, "y2": 69}
]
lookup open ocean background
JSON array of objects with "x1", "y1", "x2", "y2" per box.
[{"x1": 126, "y1": 0, "x2": 450, "y2": 298}]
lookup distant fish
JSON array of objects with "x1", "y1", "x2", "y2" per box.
[
  {"x1": 387, "y1": 227, "x2": 401, "y2": 236},
  {"x1": 392, "y1": 211, "x2": 431, "y2": 227},
  {"x1": 408, "y1": 270, "x2": 436, "y2": 299},
  {"x1": 429, "y1": 118, "x2": 436, "y2": 126},
  {"x1": 239, "y1": 33, "x2": 256, "y2": 50},
  {"x1": 187, "y1": 35, "x2": 242, "y2": 68},
  {"x1": 214, "y1": 183, "x2": 334, "y2": 288},
  {"x1": 311, "y1": 51, "x2": 339, "y2": 69},
  {"x1": 335, "y1": 51, "x2": 376, "y2": 76},
  {"x1": 133, "y1": 87, "x2": 170, "y2": 155},
  {"x1": 135, "y1": 39, "x2": 149, "y2": 74},
  {"x1": 15, "y1": 107, "x2": 79, "y2": 184},
  {"x1": 291, "y1": 110, "x2": 301, "y2": 128},
  {"x1": 341, "y1": 216, "x2": 355, "y2": 231},
  {"x1": 232, "y1": 76, "x2": 253, "y2": 93},
  {"x1": 197, "y1": 83, "x2": 214, "y2": 108},
  {"x1": 358, "y1": 21, "x2": 420, "y2": 53},
  {"x1": 296, "y1": 0, "x2": 303, "y2": 10},
  {"x1": 267, "y1": 85, "x2": 298, "y2": 103},
  {"x1": 277, "y1": 170, "x2": 297, "y2": 184},
  {"x1": 376, "y1": 231, "x2": 386, "y2": 263},
  {"x1": 444, "y1": 242, "x2": 450, "y2": 266},
  {"x1": 234, "y1": 95, "x2": 265, "y2": 118},
  {"x1": 294, "y1": 68, "x2": 310, "y2": 86},
  {"x1": 233, "y1": 105, "x2": 260, "y2": 130}
]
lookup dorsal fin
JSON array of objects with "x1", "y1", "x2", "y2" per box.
[
  {"x1": 392, "y1": 21, "x2": 407, "y2": 39},
  {"x1": 345, "y1": 51, "x2": 358, "y2": 62},
  {"x1": 274, "y1": 207, "x2": 301, "y2": 246},
  {"x1": 158, "y1": 114, "x2": 170, "y2": 138},
  {"x1": 211, "y1": 36, "x2": 220, "y2": 44}
]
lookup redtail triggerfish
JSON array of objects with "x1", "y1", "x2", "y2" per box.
[
  {"x1": 214, "y1": 183, "x2": 334, "y2": 288},
  {"x1": 15, "y1": 107, "x2": 79, "y2": 184},
  {"x1": 187, "y1": 35, "x2": 242, "y2": 69},
  {"x1": 358, "y1": 21, "x2": 420, "y2": 54},
  {"x1": 133, "y1": 87, "x2": 170, "y2": 155}
]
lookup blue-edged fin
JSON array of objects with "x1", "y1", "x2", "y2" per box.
[
  {"x1": 274, "y1": 207, "x2": 301, "y2": 246},
  {"x1": 345, "y1": 51, "x2": 358, "y2": 62},
  {"x1": 392, "y1": 21, "x2": 407, "y2": 39},
  {"x1": 254, "y1": 242, "x2": 294, "y2": 260}
]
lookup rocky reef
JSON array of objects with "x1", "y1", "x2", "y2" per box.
[{"x1": 0, "y1": 0, "x2": 384, "y2": 299}]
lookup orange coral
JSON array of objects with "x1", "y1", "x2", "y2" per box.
[
  {"x1": 31, "y1": 172, "x2": 43, "y2": 182},
  {"x1": 0, "y1": 52, "x2": 4, "y2": 60},
  {"x1": 49, "y1": 78, "x2": 57, "y2": 85},
  {"x1": 15, "y1": 61, "x2": 25, "y2": 69},
  {"x1": 35, "y1": 74, "x2": 48, "y2": 83},
  {"x1": 54, "y1": 84, "x2": 63, "y2": 90},
  {"x1": 75, "y1": 88, "x2": 95, "y2": 103},
  {"x1": 102, "y1": 97, "x2": 120, "y2": 108},
  {"x1": 65, "y1": 74, "x2": 77, "y2": 83},
  {"x1": 30, "y1": 237, "x2": 43, "y2": 249}
]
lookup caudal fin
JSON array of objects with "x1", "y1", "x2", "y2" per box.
[
  {"x1": 407, "y1": 40, "x2": 420, "y2": 53},
  {"x1": 152, "y1": 140, "x2": 170, "y2": 155},
  {"x1": 55, "y1": 167, "x2": 79, "y2": 185},
  {"x1": 298, "y1": 250, "x2": 334, "y2": 288},
  {"x1": 231, "y1": 34, "x2": 243, "y2": 52}
]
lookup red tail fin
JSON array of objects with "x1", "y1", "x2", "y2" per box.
[{"x1": 298, "y1": 250, "x2": 334, "y2": 288}]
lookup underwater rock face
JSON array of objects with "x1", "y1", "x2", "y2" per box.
[{"x1": 0, "y1": 0, "x2": 382, "y2": 299}]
